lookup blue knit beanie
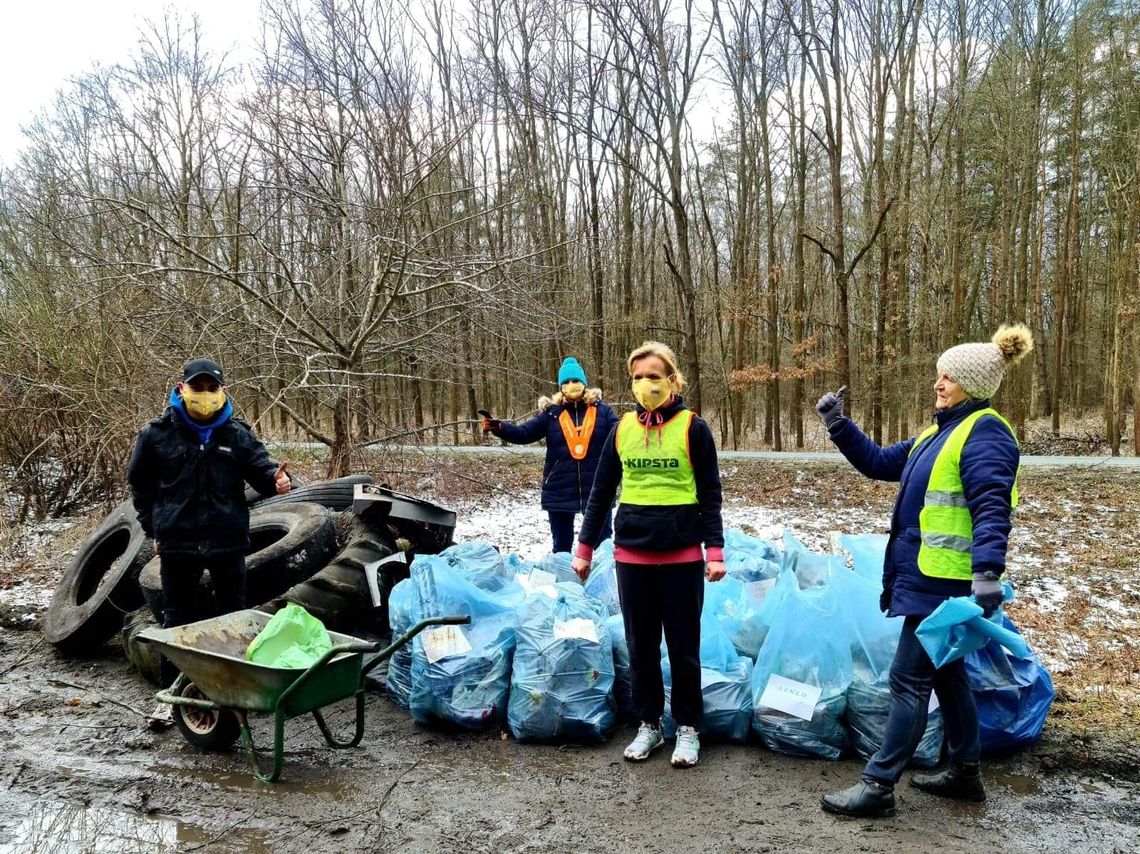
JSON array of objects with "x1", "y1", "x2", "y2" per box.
[{"x1": 557, "y1": 356, "x2": 587, "y2": 386}]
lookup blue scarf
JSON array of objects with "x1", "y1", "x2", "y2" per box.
[{"x1": 168, "y1": 387, "x2": 234, "y2": 445}]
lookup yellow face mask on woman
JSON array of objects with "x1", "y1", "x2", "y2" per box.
[
  {"x1": 632, "y1": 378, "x2": 672, "y2": 411},
  {"x1": 562, "y1": 381, "x2": 585, "y2": 400},
  {"x1": 180, "y1": 387, "x2": 227, "y2": 420}
]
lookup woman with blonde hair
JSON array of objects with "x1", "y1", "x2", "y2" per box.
[
  {"x1": 817, "y1": 325, "x2": 1033, "y2": 818},
  {"x1": 572, "y1": 341, "x2": 725, "y2": 769}
]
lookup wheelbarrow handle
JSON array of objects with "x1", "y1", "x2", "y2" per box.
[{"x1": 361, "y1": 614, "x2": 470, "y2": 676}]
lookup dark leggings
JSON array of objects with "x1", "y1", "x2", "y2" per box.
[{"x1": 616, "y1": 560, "x2": 704, "y2": 729}]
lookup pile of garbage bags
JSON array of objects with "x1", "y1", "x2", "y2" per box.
[{"x1": 382, "y1": 531, "x2": 1054, "y2": 758}]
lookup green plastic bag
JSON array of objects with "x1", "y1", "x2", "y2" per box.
[{"x1": 246, "y1": 604, "x2": 333, "y2": 669}]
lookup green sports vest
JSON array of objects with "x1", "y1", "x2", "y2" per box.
[
  {"x1": 909, "y1": 408, "x2": 1020, "y2": 580},
  {"x1": 616, "y1": 410, "x2": 698, "y2": 505}
]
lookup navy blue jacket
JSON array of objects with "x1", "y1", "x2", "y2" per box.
[
  {"x1": 827, "y1": 398, "x2": 1019, "y2": 617},
  {"x1": 577, "y1": 396, "x2": 724, "y2": 553},
  {"x1": 128, "y1": 392, "x2": 282, "y2": 557},
  {"x1": 493, "y1": 395, "x2": 620, "y2": 514}
]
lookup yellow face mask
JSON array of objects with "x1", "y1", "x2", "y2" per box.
[
  {"x1": 632, "y1": 377, "x2": 672, "y2": 411},
  {"x1": 180, "y1": 387, "x2": 227, "y2": 420},
  {"x1": 562, "y1": 381, "x2": 585, "y2": 400}
]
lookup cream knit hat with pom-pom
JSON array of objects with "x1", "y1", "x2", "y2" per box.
[{"x1": 936, "y1": 324, "x2": 1034, "y2": 399}]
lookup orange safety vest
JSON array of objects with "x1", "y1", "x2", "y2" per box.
[{"x1": 559, "y1": 405, "x2": 597, "y2": 460}]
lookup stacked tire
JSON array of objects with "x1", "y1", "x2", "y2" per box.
[
  {"x1": 137, "y1": 502, "x2": 339, "y2": 622},
  {"x1": 46, "y1": 475, "x2": 370, "y2": 655}
]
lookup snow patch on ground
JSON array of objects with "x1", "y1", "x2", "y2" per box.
[
  {"x1": 451, "y1": 491, "x2": 553, "y2": 561},
  {"x1": 1021, "y1": 577, "x2": 1070, "y2": 612}
]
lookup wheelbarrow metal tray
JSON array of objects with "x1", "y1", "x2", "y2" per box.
[{"x1": 137, "y1": 610, "x2": 364, "y2": 716}]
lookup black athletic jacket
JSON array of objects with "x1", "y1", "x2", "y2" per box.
[{"x1": 127, "y1": 403, "x2": 281, "y2": 557}]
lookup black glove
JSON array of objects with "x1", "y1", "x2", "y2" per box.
[
  {"x1": 816, "y1": 386, "x2": 847, "y2": 429},
  {"x1": 481, "y1": 417, "x2": 501, "y2": 434},
  {"x1": 972, "y1": 571, "x2": 1003, "y2": 617},
  {"x1": 878, "y1": 588, "x2": 891, "y2": 614}
]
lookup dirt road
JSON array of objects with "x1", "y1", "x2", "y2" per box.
[{"x1": 1, "y1": 632, "x2": 1136, "y2": 854}]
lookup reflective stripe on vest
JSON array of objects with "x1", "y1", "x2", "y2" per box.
[
  {"x1": 559, "y1": 405, "x2": 597, "y2": 461},
  {"x1": 615, "y1": 410, "x2": 697, "y2": 505},
  {"x1": 908, "y1": 408, "x2": 1020, "y2": 580}
]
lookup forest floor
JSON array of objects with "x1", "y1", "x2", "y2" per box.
[{"x1": 0, "y1": 450, "x2": 1137, "y2": 852}]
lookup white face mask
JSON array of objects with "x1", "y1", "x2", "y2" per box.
[{"x1": 562, "y1": 381, "x2": 585, "y2": 400}]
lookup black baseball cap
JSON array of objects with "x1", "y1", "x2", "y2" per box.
[{"x1": 182, "y1": 358, "x2": 225, "y2": 384}]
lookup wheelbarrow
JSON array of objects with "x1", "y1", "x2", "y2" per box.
[{"x1": 137, "y1": 609, "x2": 469, "y2": 783}]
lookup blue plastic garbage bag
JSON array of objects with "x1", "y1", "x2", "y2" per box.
[
  {"x1": 966, "y1": 618, "x2": 1054, "y2": 752},
  {"x1": 439, "y1": 541, "x2": 515, "y2": 594},
  {"x1": 386, "y1": 579, "x2": 415, "y2": 708},
  {"x1": 782, "y1": 532, "x2": 846, "y2": 590},
  {"x1": 410, "y1": 613, "x2": 516, "y2": 729},
  {"x1": 606, "y1": 614, "x2": 635, "y2": 721},
  {"x1": 838, "y1": 533, "x2": 888, "y2": 585},
  {"x1": 583, "y1": 540, "x2": 621, "y2": 616},
  {"x1": 724, "y1": 529, "x2": 781, "y2": 563},
  {"x1": 408, "y1": 554, "x2": 518, "y2": 729},
  {"x1": 702, "y1": 573, "x2": 785, "y2": 660},
  {"x1": 724, "y1": 530, "x2": 781, "y2": 583},
  {"x1": 508, "y1": 583, "x2": 615, "y2": 742},
  {"x1": 663, "y1": 607, "x2": 753, "y2": 743},
  {"x1": 540, "y1": 551, "x2": 584, "y2": 586},
  {"x1": 916, "y1": 597, "x2": 1030, "y2": 668},
  {"x1": 752, "y1": 568, "x2": 853, "y2": 759},
  {"x1": 842, "y1": 570, "x2": 942, "y2": 767}
]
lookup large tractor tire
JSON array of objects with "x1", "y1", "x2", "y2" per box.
[
  {"x1": 44, "y1": 500, "x2": 154, "y2": 655},
  {"x1": 139, "y1": 502, "x2": 337, "y2": 622},
  {"x1": 252, "y1": 474, "x2": 373, "y2": 512},
  {"x1": 262, "y1": 516, "x2": 400, "y2": 635}
]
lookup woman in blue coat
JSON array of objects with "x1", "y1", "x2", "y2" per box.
[
  {"x1": 817, "y1": 325, "x2": 1033, "y2": 819},
  {"x1": 482, "y1": 357, "x2": 619, "y2": 552}
]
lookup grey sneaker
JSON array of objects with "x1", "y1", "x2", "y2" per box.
[
  {"x1": 623, "y1": 722, "x2": 665, "y2": 761},
  {"x1": 671, "y1": 726, "x2": 700, "y2": 768}
]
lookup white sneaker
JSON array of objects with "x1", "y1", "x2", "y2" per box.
[
  {"x1": 623, "y1": 722, "x2": 665, "y2": 762},
  {"x1": 671, "y1": 726, "x2": 700, "y2": 768}
]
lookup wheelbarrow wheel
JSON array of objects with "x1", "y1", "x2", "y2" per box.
[{"x1": 174, "y1": 682, "x2": 241, "y2": 752}]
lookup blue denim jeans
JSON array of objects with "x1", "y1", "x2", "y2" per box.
[
  {"x1": 863, "y1": 615, "x2": 980, "y2": 787},
  {"x1": 548, "y1": 510, "x2": 611, "y2": 554}
]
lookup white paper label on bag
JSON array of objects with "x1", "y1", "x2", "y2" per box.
[
  {"x1": 531, "y1": 569, "x2": 556, "y2": 587},
  {"x1": 553, "y1": 618, "x2": 599, "y2": 644},
  {"x1": 746, "y1": 578, "x2": 777, "y2": 602},
  {"x1": 422, "y1": 625, "x2": 472, "y2": 664},
  {"x1": 928, "y1": 692, "x2": 941, "y2": 713},
  {"x1": 759, "y1": 674, "x2": 822, "y2": 721},
  {"x1": 516, "y1": 572, "x2": 557, "y2": 599}
]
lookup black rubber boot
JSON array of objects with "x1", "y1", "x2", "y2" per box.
[
  {"x1": 820, "y1": 780, "x2": 897, "y2": 818},
  {"x1": 910, "y1": 761, "x2": 986, "y2": 803}
]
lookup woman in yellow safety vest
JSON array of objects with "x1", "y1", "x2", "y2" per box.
[
  {"x1": 572, "y1": 341, "x2": 726, "y2": 770},
  {"x1": 817, "y1": 325, "x2": 1033, "y2": 818},
  {"x1": 483, "y1": 357, "x2": 619, "y2": 552}
]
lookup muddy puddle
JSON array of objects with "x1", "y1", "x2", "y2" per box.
[
  {"x1": 2, "y1": 631, "x2": 1138, "y2": 853},
  {"x1": 2, "y1": 802, "x2": 270, "y2": 853}
]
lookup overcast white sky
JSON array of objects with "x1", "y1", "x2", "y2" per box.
[{"x1": 0, "y1": 0, "x2": 260, "y2": 162}]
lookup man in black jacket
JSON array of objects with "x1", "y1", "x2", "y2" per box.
[{"x1": 128, "y1": 358, "x2": 290, "y2": 725}]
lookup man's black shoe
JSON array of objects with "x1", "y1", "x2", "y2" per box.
[
  {"x1": 910, "y1": 761, "x2": 986, "y2": 802},
  {"x1": 820, "y1": 780, "x2": 897, "y2": 818}
]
